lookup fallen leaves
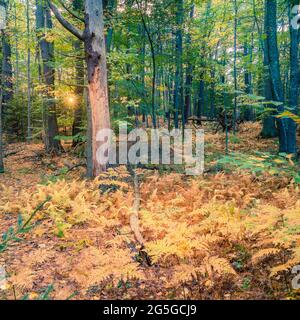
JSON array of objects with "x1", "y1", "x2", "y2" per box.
[{"x1": 1, "y1": 124, "x2": 300, "y2": 300}]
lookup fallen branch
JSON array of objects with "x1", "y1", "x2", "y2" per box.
[
  {"x1": 127, "y1": 164, "x2": 145, "y2": 248},
  {"x1": 4, "y1": 151, "x2": 20, "y2": 158},
  {"x1": 127, "y1": 164, "x2": 152, "y2": 266},
  {"x1": 54, "y1": 162, "x2": 86, "y2": 176},
  {"x1": 4, "y1": 148, "x2": 24, "y2": 158}
]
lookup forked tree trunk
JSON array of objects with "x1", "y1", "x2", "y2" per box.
[{"x1": 49, "y1": 0, "x2": 110, "y2": 177}]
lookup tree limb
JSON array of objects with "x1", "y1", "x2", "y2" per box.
[
  {"x1": 47, "y1": 0, "x2": 84, "y2": 41},
  {"x1": 57, "y1": 0, "x2": 85, "y2": 23}
]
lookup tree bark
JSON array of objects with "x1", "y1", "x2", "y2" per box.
[
  {"x1": 174, "y1": 0, "x2": 183, "y2": 129},
  {"x1": 71, "y1": 40, "x2": 84, "y2": 147},
  {"x1": 243, "y1": 43, "x2": 253, "y2": 121},
  {"x1": 261, "y1": 0, "x2": 278, "y2": 138},
  {"x1": 84, "y1": 0, "x2": 110, "y2": 177},
  {"x1": 71, "y1": 0, "x2": 85, "y2": 147},
  {"x1": 285, "y1": 1, "x2": 299, "y2": 155},
  {"x1": 135, "y1": 0, "x2": 156, "y2": 128},
  {"x1": 0, "y1": 33, "x2": 5, "y2": 174},
  {"x1": 36, "y1": 0, "x2": 62, "y2": 154},
  {"x1": 184, "y1": 3, "x2": 194, "y2": 126},
  {"x1": 0, "y1": 1, "x2": 13, "y2": 173},
  {"x1": 104, "y1": 0, "x2": 116, "y2": 53},
  {"x1": 197, "y1": 78, "x2": 204, "y2": 125},
  {"x1": 48, "y1": 0, "x2": 111, "y2": 177},
  {"x1": 196, "y1": 0, "x2": 212, "y2": 126},
  {"x1": 26, "y1": 0, "x2": 32, "y2": 140},
  {"x1": 264, "y1": 0, "x2": 291, "y2": 153}
]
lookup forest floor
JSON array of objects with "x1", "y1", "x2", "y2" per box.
[{"x1": 1, "y1": 123, "x2": 300, "y2": 300}]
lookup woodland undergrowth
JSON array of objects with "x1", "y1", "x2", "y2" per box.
[{"x1": 0, "y1": 123, "x2": 300, "y2": 300}]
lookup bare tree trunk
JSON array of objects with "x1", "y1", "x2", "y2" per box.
[
  {"x1": 264, "y1": 0, "x2": 288, "y2": 152},
  {"x1": 135, "y1": 0, "x2": 156, "y2": 128},
  {"x1": 104, "y1": 0, "x2": 116, "y2": 53},
  {"x1": 49, "y1": 0, "x2": 110, "y2": 176},
  {"x1": 71, "y1": 0, "x2": 85, "y2": 147},
  {"x1": 174, "y1": 0, "x2": 183, "y2": 129},
  {"x1": 0, "y1": 94, "x2": 3, "y2": 173},
  {"x1": 36, "y1": 0, "x2": 62, "y2": 153},
  {"x1": 233, "y1": 0, "x2": 238, "y2": 134},
  {"x1": 0, "y1": 1, "x2": 13, "y2": 173},
  {"x1": 71, "y1": 41, "x2": 84, "y2": 147},
  {"x1": 84, "y1": 0, "x2": 110, "y2": 177},
  {"x1": 14, "y1": 2, "x2": 19, "y2": 94},
  {"x1": 26, "y1": 0, "x2": 32, "y2": 141},
  {"x1": 261, "y1": 0, "x2": 278, "y2": 138},
  {"x1": 243, "y1": 43, "x2": 253, "y2": 121},
  {"x1": 184, "y1": 3, "x2": 194, "y2": 126},
  {"x1": 0, "y1": 47, "x2": 4, "y2": 173},
  {"x1": 287, "y1": 0, "x2": 299, "y2": 155}
]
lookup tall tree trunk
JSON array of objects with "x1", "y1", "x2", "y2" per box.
[
  {"x1": 139, "y1": 23, "x2": 147, "y2": 124},
  {"x1": 26, "y1": 0, "x2": 32, "y2": 140},
  {"x1": 36, "y1": 0, "x2": 62, "y2": 154},
  {"x1": 233, "y1": 0, "x2": 238, "y2": 133},
  {"x1": 14, "y1": 1, "x2": 19, "y2": 95},
  {"x1": 0, "y1": 33, "x2": 5, "y2": 174},
  {"x1": 48, "y1": 0, "x2": 111, "y2": 176},
  {"x1": 71, "y1": 0, "x2": 84, "y2": 147},
  {"x1": 0, "y1": 1, "x2": 13, "y2": 173},
  {"x1": 0, "y1": 87, "x2": 3, "y2": 173},
  {"x1": 243, "y1": 43, "x2": 253, "y2": 121},
  {"x1": 174, "y1": 0, "x2": 183, "y2": 129},
  {"x1": 261, "y1": 0, "x2": 278, "y2": 138},
  {"x1": 287, "y1": 0, "x2": 299, "y2": 155},
  {"x1": 184, "y1": 3, "x2": 194, "y2": 126},
  {"x1": 264, "y1": 0, "x2": 289, "y2": 152},
  {"x1": 289, "y1": 2, "x2": 299, "y2": 110},
  {"x1": 71, "y1": 40, "x2": 84, "y2": 147},
  {"x1": 84, "y1": 0, "x2": 110, "y2": 177},
  {"x1": 197, "y1": 78, "x2": 204, "y2": 125},
  {"x1": 136, "y1": 0, "x2": 156, "y2": 128},
  {"x1": 104, "y1": 0, "x2": 116, "y2": 53},
  {"x1": 1, "y1": 13, "x2": 13, "y2": 108},
  {"x1": 196, "y1": 0, "x2": 211, "y2": 125},
  {"x1": 210, "y1": 69, "x2": 216, "y2": 120},
  {"x1": 221, "y1": 55, "x2": 229, "y2": 154}
]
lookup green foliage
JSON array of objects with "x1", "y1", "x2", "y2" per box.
[
  {"x1": 0, "y1": 197, "x2": 51, "y2": 252},
  {"x1": 54, "y1": 133, "x2": 87, "y2": 143},
  {"x1": 217, "y1": 151, "x2": 300, "y2": 182},
  {"x1": 276, "y1": 111, "x2": 300, "y2": 124},
  {"x1": 21, "y1": 284, "x2": 78, "y2": 300},
  {"x1": 241, "y1": 277, "x2": 252, "y2": 290},
  {"x1": 229, "y1": 135, "x2": 241, "y2": 144}
]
